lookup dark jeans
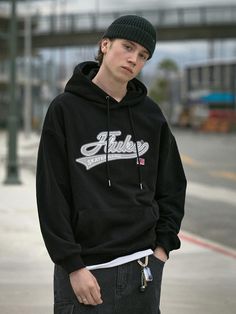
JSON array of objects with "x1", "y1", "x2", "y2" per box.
[{"x1": 54, "y1": 254, "x2": 164, "y2": 314}]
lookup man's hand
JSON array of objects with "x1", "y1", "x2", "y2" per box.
[
  {"x1": 153, "y1": 246, "x2": 168, "y2": 262},
  {"x1": 69, "y1": 268, "x2": 103, "y2": 306}
]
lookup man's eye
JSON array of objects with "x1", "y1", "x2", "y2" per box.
[
  {"x1": 124, "y1": 45, "x2": 132, "y2": 51},
  {"x1": 140, "y1": 54, "x2": 148, "y2": 60}
]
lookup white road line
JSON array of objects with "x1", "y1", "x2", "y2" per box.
[{"x1": 187, "y1": 181, "x2": 236, "y2": 206}]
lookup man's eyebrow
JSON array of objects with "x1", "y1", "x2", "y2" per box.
[{"x1": 125, "y1": 40, "x2": 149, "y2": 55}]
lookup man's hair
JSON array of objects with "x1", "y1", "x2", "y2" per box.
[{"x1": 95, "y1": 39, "x2": 114, "y2": 66}]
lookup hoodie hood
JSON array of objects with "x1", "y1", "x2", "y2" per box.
[
  {"x1": 64, "y1": 61, "x2": 147, "y2": 109},
  {"x1": 65, "y1": 61, "x2": 148, "y2": 189}
]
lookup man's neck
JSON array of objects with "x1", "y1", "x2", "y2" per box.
[{"x1": 92, "y1": 70, "x2": 127, "y2": 103}]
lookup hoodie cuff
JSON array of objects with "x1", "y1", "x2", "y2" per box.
[
  {"x1": 155, "y1": 231, "x2": 181, "y2": 257},
  {"x1": 59, "y1": 253, "x2": 85, "y2": 274}
]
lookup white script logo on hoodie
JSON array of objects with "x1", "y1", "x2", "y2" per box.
[{"x1": 76, "y1": 131, "x2": 149, "y2": 170}]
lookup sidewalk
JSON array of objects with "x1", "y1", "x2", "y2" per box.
[
  {"x1": 0, "y1": 131, "x2": 53, "y2": 314},
  {"x1": 0, "y1": 131, "x2": 236, "y2": 314}
]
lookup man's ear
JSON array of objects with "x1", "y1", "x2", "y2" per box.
[{"x1": 101, "y1": 38, "x2": 110, "y2": 54}]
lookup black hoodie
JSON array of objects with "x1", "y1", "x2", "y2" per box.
[{"x1": 36, "y1": 61, "x2": 187, "y2": 274}]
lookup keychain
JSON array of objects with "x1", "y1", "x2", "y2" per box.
[{"x1": 138, "y1": 256, "x2": 153, "y2": 292}]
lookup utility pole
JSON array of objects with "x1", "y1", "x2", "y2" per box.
[
  {"x1": 4, "y1": 0, "x2": 21, "y2": 184},
  {"x1": 23, "y1": 1, "x2": 32, "y2": 138}
]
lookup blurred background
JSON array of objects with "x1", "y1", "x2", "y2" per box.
[{"x1": 0, "y1": 1, "x2": 236, "y2": 313}]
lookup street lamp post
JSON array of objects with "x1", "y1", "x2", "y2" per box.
[{"x1": 4, "y1": 0, "x2": 21, "y2": 184}]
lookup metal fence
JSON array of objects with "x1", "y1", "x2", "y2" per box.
[{"x1": 31, "y1": 5, "x2": 236, "y2": 34}]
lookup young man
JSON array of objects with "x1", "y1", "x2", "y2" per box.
[{"x1": 36, "y1": 15, "x2": 186, "y2": 314}]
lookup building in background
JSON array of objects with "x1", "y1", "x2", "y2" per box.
[{"x1": 180, "y1": 59, "x2": 236, "y2": 132}]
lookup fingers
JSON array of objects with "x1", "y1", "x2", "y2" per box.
[
  {"x1": 70, "y1": 268, "x2": 103, "y2": 306},
  {"x1": 90, "y1": 281, "x2": 102, "y2": 304},
  {"x1": 77, "y1": 289, "x2": 102, "y2": 306},
  {"x1": 77, "y1": 280, "x2": 102, "y2": 306},
  {"x1": 77, "y1": 293, "x2": 95, "y2": 306}
]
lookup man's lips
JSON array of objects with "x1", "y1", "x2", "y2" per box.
[{"x1": 121, "y1": 66, "x2": 133, "y2": 74}]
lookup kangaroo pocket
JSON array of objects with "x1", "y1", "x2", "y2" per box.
[{"x1": 76, "y1": 205, "x2": 159, "y2": 252}]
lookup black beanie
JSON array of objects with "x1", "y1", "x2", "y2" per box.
[{"x1": 103, "y1": 15, "x2": 156, "y2": 59}]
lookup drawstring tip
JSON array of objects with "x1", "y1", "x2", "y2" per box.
[
  {"x1": 108, "y1": 179, "x2": 112, "y2": 188},
  {"x1": 140, "y1": 183, "x2": 143, "y2": 190}
]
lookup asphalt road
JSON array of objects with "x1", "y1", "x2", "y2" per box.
[{"x1": 173, "y1": 128, "x2": 236, "y2": 250}]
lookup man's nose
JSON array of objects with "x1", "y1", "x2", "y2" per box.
[{"x1": 128, "y1": 53, "x2": 138, "y2": 66}]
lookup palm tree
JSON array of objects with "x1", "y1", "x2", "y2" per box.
[
  {"x1": 158, "y1": 59, "x2": 178, "y2": 73},
  {"x1": 149, "y1": 58, "x2": 179, "y2": 122}
]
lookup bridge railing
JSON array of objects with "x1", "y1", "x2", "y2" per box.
[{"x1": 31, "y1": 5, "x2": 236, "y2": 35}]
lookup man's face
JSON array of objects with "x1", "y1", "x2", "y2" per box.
[{"x1": 100, "y1": 38, "x2": 149, "y2": 84}]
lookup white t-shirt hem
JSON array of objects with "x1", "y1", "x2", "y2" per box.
[{"x1": 86, "y1": 249, "x2": 153, "y2": 271}]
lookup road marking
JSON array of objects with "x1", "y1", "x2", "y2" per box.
[
  {"x1": 179, "y1": 230, "x2": 236, "y2": 259},
  {"x1": 209, "y1": 171, "x2": 236, "y2": 182},
  {"x1": 187, "y1": 181, "x2": 236, "y2": 206},
  {"x1": 181, "y1": 154, "x2": 236, "y2": 183},
  {"x1": 181, "y1": 154, "x2": 201, "y2": 167}
]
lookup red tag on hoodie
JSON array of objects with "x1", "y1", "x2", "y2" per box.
[{"x1": 137, "y1": 158, "x2": 145, "y2": 166}]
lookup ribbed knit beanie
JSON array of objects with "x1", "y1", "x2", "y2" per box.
[{"x1": 103, "y1": 15, "x2": 156, "y2": 59}]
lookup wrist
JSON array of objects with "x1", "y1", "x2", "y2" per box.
[
  {"x1": 154, "y1": 246, "x2": 168, "y2": 262},
  {"x1": 69, "y1": 267, "x2": 86, "y2": 277}
]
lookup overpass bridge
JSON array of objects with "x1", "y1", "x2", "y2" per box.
[
  {"x1": 25, "y1": 5, "x2": 236, "y2": 48},
  {"x1": 1, "y1": 4, "x2": 236, "y2": 55}
]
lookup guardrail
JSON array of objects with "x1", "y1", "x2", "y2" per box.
[{"x1": 31, "y1": 5, "x2": 236, "y2": 34}]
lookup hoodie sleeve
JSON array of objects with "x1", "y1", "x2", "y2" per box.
[
  {"x1": 155, "y1": 123, "x2": 187, "y2": 256},
  {"x1": 36, "y1": 100, "x2": 84, "y2": 273}
]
